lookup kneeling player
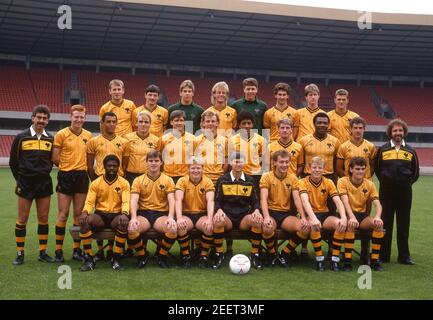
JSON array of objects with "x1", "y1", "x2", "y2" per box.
[
  {"x1": 128, "y1": 150, "x2": 177, "y2": 269},
  {"x1": 175, "y1": 157, "x2": 215, "y2": 268},
  {"x1": 260, "y1": 150, "x2": 309, "y2": 267},
  {"x1": 298, "y1": 156, "x2": 347, "y2": 271},
  {"x1": 212, "y1": 152, "x2": 263, "y2": 270},
  {"x1": 79, "y1": 155, "x2": 130, "y2": 271},
  {"x1": 338, "y1": 157, "x2": 384, "y2": 271}
]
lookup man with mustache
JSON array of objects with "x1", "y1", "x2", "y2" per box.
[{"x1": 375, "y1": 119, "x2": 419, "y2": 265}]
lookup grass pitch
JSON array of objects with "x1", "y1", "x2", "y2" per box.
[{"x1": 0, "y1": 168, "x2": 432, "y2": 300}]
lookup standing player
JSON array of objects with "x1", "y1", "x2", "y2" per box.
[
  {"x1": 194, "y1": 111, "x2": 230, "y2": 184},
  {"x1": 132, "y1": 84, "x2": 168, "y2": 137},
  {"x1": 124, "y1": 110, "x2": 161, "y2": 185},
  {"x1": 269, "y1": 118, "x2": 304, "y2": 176},
  {"x1": 297, "y1": 156, "x2": 347, "y2": 271},
  {"x1": 328, "y1": 89, "x2": 360, "y2": 144},
  {"x1": 206, "y1": 81, "x2": 237, "y2": 137},
  {"x1": 338, "y1": 157, "x2": 384, "y2": 271},
  {"x1": 162, "y1": 110, "x2": 195, "y2": 184},
  {"x1": 10, "y1": 105, "x2": 55, "y2": 265},
  {"x1": 336, "y1": 117, "x2": 376, "y2": 179},
  {"x1": 99, "y1": 79, "x2": 136, "y2": 137},
  {"x1": 79, "y1": 155, "x2": 130, "y2": 271},
  {"x1": 168, "y1": 80, "x2": 204, "y2": 134},
  {"x1": 212, "y1": 152, "x2": 264, "y2": 270},
  {"x1": 293, "y1": 83, "x2": 325, "y2": 142},
  {"x1": 52, "y1": 105, "x2": 93, "y2": 262},
  {"x1": 260, "y1": 150, "x2": 309, "y2": 267},
  {"x1": 127, "y1": 150, "x2": 177, "y2": 269},
  {"x1": 231, "y1": 78, "x2": 267, "y2": 135},
  {"x1": 263, "y1": 82, "x2": 297, "y2": 142},
  {"x1": 87, "y1": 112, "x2": 129, "y2": 181},
  {"x1": 298, "y1": 112, "x2": 340, "y2": 180},
  {"x1": 230, "y1": 111, "x2": 269, "y2": 192},
  {"x1": 175, "y1": 157, "x2": 215, "y2": 268}
]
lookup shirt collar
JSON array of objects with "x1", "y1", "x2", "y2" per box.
[
  {"x1": 30, "y1": 126, "x2": 48, "y2": 138},
  {"x1": 230, "y1": 171, "x2": 245, "y2": 182},
  {"x1": 390, "y1": 139, "x2": 406, "y2": 148}
]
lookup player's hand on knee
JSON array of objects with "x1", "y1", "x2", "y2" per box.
[
  {"x1": 128, "y1": 218, "x2": 139, "y2": 232},
  {"x1": 252, "y1": 210, "x2": 263, "y2": 225},
  {"x1": 300, "y1": 218, "x2": 310, "y2": 232},
  {"x1": 165, "y1": 217, "x2": 177, "y2": 232},
  {"x1": 348, "y1": 218, "x2": 359, "y2": 231},
  {"x1": 79, "y1": 212, "x2": 89, "y2": 225},
  {"x1": 373, "y1": 218, "x2": 383, "y2": 229},
  {"x1": 203, "y1": 218, "x2": 213, "y2": 234},
  {"x1": 214, "y1": 210, "x2": 226, "y2": 225},
  {"x1": 119, "y1": 214, "x2": 130, "y2": 230},
  {"x1": 177, "y1": 217, "x2": 188, "y2": 232},
  {"x1": 336, "y1": 218, "x2": 347, "y2": 233},
  {"x1": 310, "y1": 217, "x2": 321, "y2": 230},
  {"x1": 262, "y1": 216, "x2": 273, "y2": 230}
]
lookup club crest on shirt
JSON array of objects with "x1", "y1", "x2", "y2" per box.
[{"x1": 115, "y1": 187, "x2": 121, "y2": 193}]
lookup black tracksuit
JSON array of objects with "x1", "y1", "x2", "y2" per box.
[{"x1": 375, "y1": 141, "x2": 419, "y2": 261}]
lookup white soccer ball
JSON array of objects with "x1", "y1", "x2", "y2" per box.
[{"x1": 229, "y1": 254, "x2": 251, "y2": 275}]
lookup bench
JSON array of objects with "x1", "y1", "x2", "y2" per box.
[{"x1": 69, "y1": 226, "x2": 379, "y2": 258}]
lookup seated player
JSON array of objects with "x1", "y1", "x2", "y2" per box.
[
  {"x1": 175, "y1": 157, "x2": 215, "y2": 268},
  {"x1": 337, "y1": 157, "x2": 384, "y2": 272},
  {"x1": 79, "y1": 155, "x2": 130, "y2": 271},
  {"x1": 128, "y1": 150, "x2": 177, "y2": 269},
  {"x1": 297, "y1": 156, "x2": 347, "y2": 271},
  {"x1": 212, "y1": 152, "x2": 264, "y2": 270},
  {"x1": 260, "y1": 150, "x2": 309, "y2": 267}
]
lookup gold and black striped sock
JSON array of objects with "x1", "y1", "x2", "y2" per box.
[
  {"x1": 178, "y1": 233, "x2": 191, "y2": 256},
  {"x1": 371, "y1": 230, "x2": 384, "y2": 264},
  {"x1": 113, "y1": 230, "x2": 127, "y2": 259},
  {"x1": 96, "y1": 240, "x2": 104, "y2": 251},
  {"x1": 15, "y1": 221, "x2": 26, "y2": 252},
  {"x1": 250, "y1": 226, "x2": 262, "y2": 255},
  {"x1": 55, "y1": 221, "x2": 66, "y2": 251},
  {"x1": 213, "y1": 226, "x2": 225, "y2": 254},
  {"x1": 331, "y1": 231, "x2": 345, "y2": 262},
  {"x1": 72, "y1": 224, "x2": 81, "y2": 250},
  {"x1": 310, "y1": 230, "x2": 324, "y2": 260},
  {"x1": 80, "y1": 230, "x2": 93, "y2": 256},
  {"x1": 158, "y1": 232, "x2": 177, "y2": 256},
  {"x1": 263, "y1": 232, "x2": 276, "y2": 255},
  {"x1": 128, "y1": 232, "x2": 144, "y2": 256},
  {"x1": 37, "y1": 222, "x2": 49, "y2": 253},
  {"x1": 344, "y1": 231, "x2": 355, "y2": 263},
  {"x1": 200, "y1": 234, "x2": 213, "y2": 257},
  {"x1": 283, "y1": 231, "x2": 305, "y2": 255}
]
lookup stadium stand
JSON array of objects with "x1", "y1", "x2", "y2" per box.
[
  {"x1": 0, "y1": 65, "x2": 431, "y2": 128},
  {"x1": 374, "y1": 85, "x2": 433, "y2": 126},
  {"x1": 0, "y1": 135, "x2": 14, "y2": 158},
  {"x1": 0, "y1": 66, "x2": 36, "y2": 111}
]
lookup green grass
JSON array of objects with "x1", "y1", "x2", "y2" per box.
[{"x1": 0, "y1": 167, "x2": 432, "y2": 300}]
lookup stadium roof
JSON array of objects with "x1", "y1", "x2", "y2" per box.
[{"x1": 1, "y1": 0, "x2": 433, "y2": 77}]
